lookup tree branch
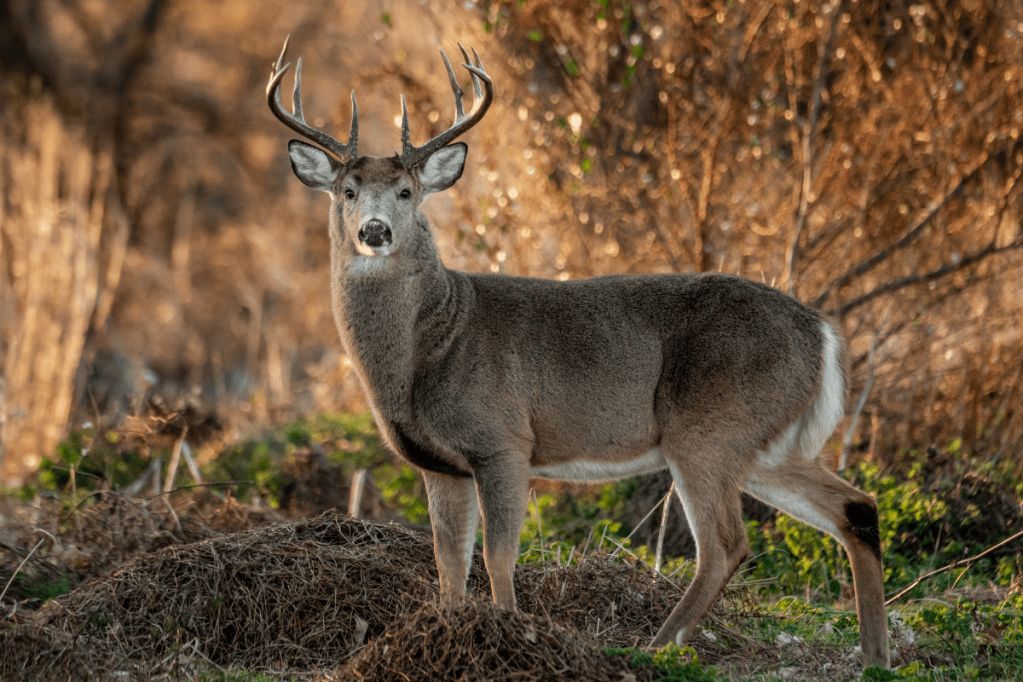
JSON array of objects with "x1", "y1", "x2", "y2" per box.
[
  {"x1": 830, "y1": 238, "x2": 1023, "y2": 318},
  {"x1": 812, "y1": 152, "x2": 994, "y2": 309}
]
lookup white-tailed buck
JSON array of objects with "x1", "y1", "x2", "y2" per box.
[{"x1": 267, "y1": 37, "x2": 890, "y2": 668}]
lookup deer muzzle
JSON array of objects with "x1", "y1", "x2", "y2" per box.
[{"x1": 358, "y1": 219, "x2": 393, "y2": 248}]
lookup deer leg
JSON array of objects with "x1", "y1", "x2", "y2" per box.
[
  {"x1": 423, "y1": 470, "x2": 479, "y2": 603},
  {"x1": 472, "y1": 454, "x2": 530, "y2": 610},
  {"x1": 650, "y1": 459, "x2": 750, "y2": 647},
  {"x1": 744, "y1": 464, "x2": 890, "y2": 669}
]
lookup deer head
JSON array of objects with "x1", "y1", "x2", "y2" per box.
[{"x1": 266, "y1": 37, "x2": 493, "y2": 265}]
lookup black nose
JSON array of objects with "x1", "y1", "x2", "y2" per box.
[{"x1": 358, "y1": 220, "x2": 392, "y2": 248}]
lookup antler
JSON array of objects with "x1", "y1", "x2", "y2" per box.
[
  {"x1": 398, "y1": 44, "x2": 493, "y2": 169},
  {"x1": 266, "y1": 35, "x2": 358, "y2": 164}
]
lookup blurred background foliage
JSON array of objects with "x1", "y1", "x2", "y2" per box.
[{"x1": 2, "y1": 0, "x2": 1023, "y2": 495}]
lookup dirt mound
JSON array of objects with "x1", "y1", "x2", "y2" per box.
[
  {"x1": 515, "y1": 555, "x2": 682, "y2": 648},
  {"x1": 36, "y1": 512, "x2": 455, "y2": 672},
  {"x1": 343, "y1": 600, "x2": 650, "y2": 682}
]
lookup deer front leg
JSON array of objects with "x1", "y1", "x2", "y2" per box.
[
  {"x1": 423, "y1": 470, "x2": 480, "y2": 603},
  {"x1": 473, "y1": 454, "x2": 530, "y2": 609}
]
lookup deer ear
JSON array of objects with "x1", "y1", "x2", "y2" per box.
[
  {"x1": 288, "y1": 140, "x2": 341, "y2": 192},
  {"x1": 418, "y1": 143, "x2": 467, "y2": 196}
]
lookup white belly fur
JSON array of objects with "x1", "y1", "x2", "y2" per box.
[{"x1": 531, "y1": 447, "x2": 667, "y2": 482}]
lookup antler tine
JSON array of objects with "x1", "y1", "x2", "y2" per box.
[
  {"x1": 400, "y1": 94, "x2": 412, "y2": 157},
  {"x1": 266, "y1": 35, "x2": 358, "y2": 163},
  {"x1": 292, "y1": 57, "x2": 305, "y2": 122},
  {"x1": 440, "y1": 50, "x2": 466, "y2": 122},
  {"x1": 274, "y1": 34, "x2": 290, "y2": 73},
  {"x1": 399, "y1": 45, "x2": 494, "y2": 169},
  {"x1": 465, "y1": 44, "x2": 485, "y2": 101}
]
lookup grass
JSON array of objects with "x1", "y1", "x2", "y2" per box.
[
  {"x1": 602, "y1": 594, "x2": 1023, "y2": 681},
  {"x1": 607, "y1": 645, "x2": 720, "y2": 681}
]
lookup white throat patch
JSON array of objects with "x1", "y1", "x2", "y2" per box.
[{"x1": 348, "y1": 252, "x2": 394, "y2": 276}]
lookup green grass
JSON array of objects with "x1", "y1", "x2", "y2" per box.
[
  {"x1": 190, "y1": 672, "x2": 285, "y2": 682},
  {"x1": 606, "y1": 645, "x2": 720, "y2": 681},
  {"x1": 4, "y1": 573, "x2": 71, "y2": 603}
]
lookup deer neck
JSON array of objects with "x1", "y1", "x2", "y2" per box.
[{"x1": 329, "y1": 223, "x2": 467, "y2": 421}]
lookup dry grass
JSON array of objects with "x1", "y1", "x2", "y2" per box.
[
  {"x1": 342, "y1": 600, "x2": 650, "y2": 682},
  {"x1": 0, "y1": 95, "x2": 117, "y2": 486},
  {"x1": 0, "y1": 621, "x2": 125, "y2": 682}
]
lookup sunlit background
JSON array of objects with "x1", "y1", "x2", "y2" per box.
[{"x1": 2, "y1": 0, "x2": 1022, "y2": 487}]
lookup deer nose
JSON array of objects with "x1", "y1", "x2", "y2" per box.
[{"x1": 358, "y1": 219, "x2": 392, "y2": 248}]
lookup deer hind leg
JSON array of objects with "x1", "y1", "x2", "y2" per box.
[
  {"x1": 744, "y1": 463, "x2": 890, "y2": 669},
  {"x1": 423, "y1": 471, "x2": 480, "y2": 603},
  {"x1": 650, "y1": 457, "x2": 750, "y2": 647}
]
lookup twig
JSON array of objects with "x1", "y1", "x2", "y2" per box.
[
  {"x1": 611, "y1": 487, "x2": 675, "y2": 558},
  {"x1": 150, "y1": 456, "x2": 163, "y2": 497},
  {"x1": 180, "y1": 440, "x2": 204, "y2": 484},
  {"x1": 580, "y1": 525, "x2": 596, "y2": 556},
  {"x1": 363, "y1": 476, "x2": 405, "y2": 523},
  {"x1": 785, "y1": 0, "x2": 843, "y2": 295},
  {"x1": 654, "y1": 481, "x2": 676, "y2": 573},
  {"x1": 162, "y1": 495, "x2": 181, "y2": 532},
  {"x1": 125, "y1": 458, "x2": 161, "y2": 499},
  {"x1": 885, "y1": 528, "x2": 1023, "y2": 606},
  {"x1": 163, "y1": 428, "x2": 187, "y2": 494},
  {"x1": 604, "y1": 535, "x2": 685, "y2": 592},
  {"x1": 58, "y1": 490, "x2": 147, "y2": 528},
  {"x1": 145, "y1": 481, "x2": 251, "y2": 500},
  {"x1": 348, "y1": 468, "x2": 368, "y2": 518},
  {"x1": 531, "y1": 488, "x2": 545, "y2": 550},
  {"x1": 0, "y1": 538, "x2": 45, "y2": 605}
]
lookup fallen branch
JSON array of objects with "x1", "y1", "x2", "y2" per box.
[{"x1": 884, "y1": 528, "x2": 1023, "y2": 606}]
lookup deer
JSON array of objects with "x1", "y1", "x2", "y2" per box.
[{"x1": 266, "y1": 37, "x2": 890, "y2": 668}]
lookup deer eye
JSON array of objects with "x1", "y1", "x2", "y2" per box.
[
  {"x1": 344, "y1": 189, "x2": 356, "y2": 200},
  {"x1": 398, "y1": 188, "x2": 411, "y2": 200}
]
